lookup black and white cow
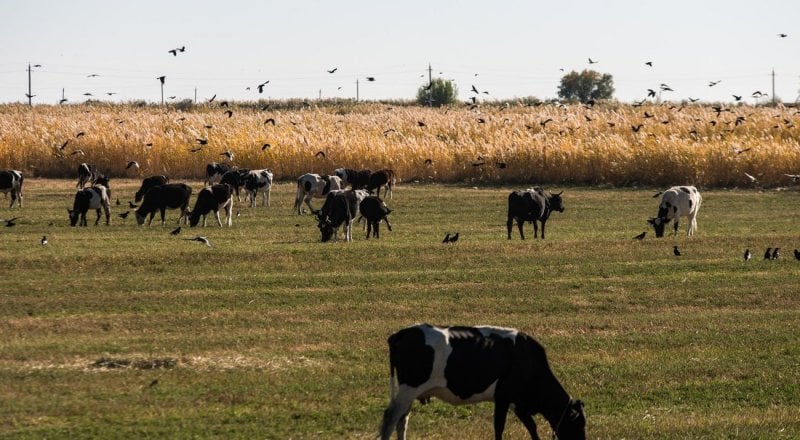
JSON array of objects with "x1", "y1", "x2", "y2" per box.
[
  {"x1": 316, "y1": 190, "x2": 359, "y2": 242},
  {"x1": 380, "y1": 324, "x2": 586, "y2": 440},
  {"x1": 367, "y1": 169, "x2": 396, "y2": 199},
  {"x1": 189, "y1": 184, "x2": 233, "y2": 227},
  {"x1": 134, "y1": 175, "x2": 169, "y2": 203},
  {"x1": 334, "y1": 167, "x2": 372, "y2": 190},
  {"x1": 219, "y1": 169, "x2": 250, "y2": 202},
  {"x1": 507, "y1": 188, "x2": 565, "y2": 240},
  {"x1": 294, "y1": 173, "x2": 343, "y2": 214},
  {"x1": 134, "y1": 183, "x2": 192, "y2": 226},
  {"x1": 68, "y1": 184, "x2": 111, "y2": 226},
  {"x1": 242, "y1": 169, "x2": 274, "y2": 207},
  {"x1": 205, "y1": 162, "x2": 231, "y2": 186},
  {"x1": 647, "y1": 186, "x2": 702, "y2": 237},
  {"x1": 359, "y1": 196, "x2": 392, "y2": 239},
  {"x1": 77, "y1": 163, "x2": 99, "y2": 189},
  {"x1": 0, "y1": 170, "x2": 24, "y2": 208}
]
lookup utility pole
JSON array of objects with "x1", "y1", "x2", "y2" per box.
[
  {"x1": 356, "y1": 79, "x2": 359, "y2": 102},
  {"x1": 771, "y1": 69, "x2": 776, "y2": 106},
  {"x1": 194, "y1": 87, "x2": 197, "y2": 104},
  {"x1": 427, "y1": 63, "x2": 433, "y2": 107},
  {"x1": 27, "y1": 63, "x2": 32, "y2": 106},
  {"x1": 62, "y1": 88, "x2": 65, "y2": 102},
  {"x1": 319, "y1": 89, "x2": 322, "y2": 100}
]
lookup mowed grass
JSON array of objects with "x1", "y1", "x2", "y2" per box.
[{"x1": 1, "y1": 179, "x2": 799, "y2": 439}]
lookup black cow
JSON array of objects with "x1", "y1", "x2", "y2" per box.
[
  {"x1": 380, "y1": 324, "x2": 586, "y2": 440},
  {"x1": 134, "y1": 175, "x2": 169, "y2": 203},
  {"x1": 507, "y1": 188, "x2": 565, "y2": 240},
  {"x1": 359, "y1": 196, "x2": 392, "y2": 239},
  {"x1": 68, "y1": 185, "x2": 111, "y2": 227},
  {"x1": 189, "y1": 184, "x2": 233, "y2": 227},
  {"x1": 0, "y1": 170, "x2": 24, "y2": 208},
  {"x1": 134, "y1": 183, "x2": 192, "y2": 226},
  {"x1": 317, "y1": 190, "x2": 358, "y2": 242},
  {"x1": 77, "y1": 163, "x2": 99, "y2": 189},
  {"x1": 367, "y1": 169, "x2": 396, "y2": 199},
  {"x1": 335, "y1": 167, "x2": 372, "y2": 190},
  {"x1": 205, "y1": 162, "x2": 231, "y2": 186}
]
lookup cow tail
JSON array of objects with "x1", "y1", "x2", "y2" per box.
[{"x1": 388, "y1": 334, "x2": 399, "y2": 401}]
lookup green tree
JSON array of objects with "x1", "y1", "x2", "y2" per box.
[
  {"x1": 557, "y1": 70, "x2": 615, "y2": 103},
  {"x1": 416, "y1": 78, "x2": 458, "y2": 107}
]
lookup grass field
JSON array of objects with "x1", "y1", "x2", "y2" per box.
[{"x1": 1, "y1": 179, "x2": 799, "y2": 439}]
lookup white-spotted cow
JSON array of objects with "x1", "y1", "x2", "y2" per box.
[
  {"x1": 294, "y1": 173, "x2": 343, "y2": 214},
  {"x1": 134, "y1": 183, "x2": 192, "y2": 226},
  {"x1": 189, "y1": 184, "x2": 233, "y2": 227},
  {"x1": 68, "y1": 184, "x2": 111, "y2": 226},
  {"x1": 204, "y1": 162, "x2": 231, "y2": 186},
  {"x1": 76, "y1": 163, "x2": 99, "y2": 189},
  {"x1": 0, "y1": 170, "x2": 24, "y2": 208},
  {"x1": 380, "y1": 324, "x2": 586, "y2": 440},
  {"x1": 242, "y1": 169, "x2": 273, "y2": 207},
  {"x1": 647, "y1": 186, "x2": 702, "y2": 237}
]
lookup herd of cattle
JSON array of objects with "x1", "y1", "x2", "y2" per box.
[{"x1": 3, "y1": 164, "x2": 702, "y2": 243}]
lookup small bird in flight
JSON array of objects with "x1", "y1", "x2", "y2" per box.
[
  {"x1": 3, "y1": 217, "x2": 20, "y2": 227},
  {"x1": 125, "y1": 161, "x2": 139, "y2": 170},
  {"x1": 366, "y1": 77, "x2": 376, "y2": 81},
  {"x1": 645, "y1": 61, "x2": 653, "y2": 67},
  {"x1": 588, "y1": 58, "x2": 598, "y2": 64},
  {"x1": 185, "y1": 236, "x2": 212, "y2": 247},
  {"x1": 264, "y1": 118, "x2": 276, "y2": 126},
  {"x1": 744, "y1": 172, "x2": 758, "y2": 183},
  {"x1": 327, "y1": 67, "x2": 337, "y2": 74},
  {"x1": 778, "y1": 33, "x2": 788, "y2": 38}
]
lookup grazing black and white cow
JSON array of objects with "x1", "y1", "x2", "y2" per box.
[
  {"x1": 68, "y1": 184, "x2": 111, "y2": 226},
  {"x1": 647, "y1": 186, "x2": 702, "y2": 237},
  {"x1": 335, "y1": 167, "x2": 372, "y2": 190},
  {"x1": 219, "y1": 169, "x2": 250, "y2": 202},
  {"x1": 0, "y1": 170, "x2": 24, "y2": 208},
  {"x1": 134, "y1": 175, "x2": 169, "y2": 203},
  {"x1": 380, "y1": 324, "x2": 586, "y2": 440},
  {"x1": 367, "y1": 169, "x2": 396, "y2": 199},
  {"x1": 242, "y1": 169, "x2": 274, "y2": 207},
  {"x1": 359, "y1": 196, "x2": 393, "y2": 239},
  {"x1": 134, "y1": 183, "x2": 192, "y2": 226},
  {"x1": 205, "y1": 162, "x2": 231, "y2": 186},
  {"x1": 76, "y1": 163, "x2": 99, "y2": 189},
  {"x1": 189, "y1": 184, "x2": 233, "y2": 227},
  {"x1": 507, "y1": 188, "x2": 565, "y2": 240},
  {"x1": 294, "y1": 173, "x2": 343, "y2": 214},
  {"x1": 316, "y1": 190, "x2": 359, "y2": 242}
]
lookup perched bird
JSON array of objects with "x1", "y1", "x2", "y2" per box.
[
  {"x1": 185, "y1": 236, "x2": 212, "y2": 247},
  {"x1": 118, "y1": 211, "x2": 130, "y2": 219},
  {"x1": 744, "y1": 249, "x2": 751, "y2": 261},
  {"x1": 764, "y1": 248, "x2": 772, "y2": 260},
  {"x1": 3, "y1": 217, "x2": 20, "y2": 227},
  {"x1": 41, "y1": 236, "x2": 48, "y2": 246},
  {"x1": 116, "y1": 198, "x2": 121, "y2": 206},
  {"x1": 129, "y1": 201, "x2": 138, "y2": 209},
  {"x1": 327, "y1": 67, "x2": 337, "y2": 74},
  {"x1": 125, "y1": 161, "x2": 139, "y2": 170},
  {"x1": 772, "y1": 248, "x2": 780, "y2": 260},
  {"x1": 442, "y1": 233, "x2": 451, "y2": 244},
  {"x1": 170, "y1": 226, "x2": 181, "y2": 236},
  {"x1": 633, "y1": 231, "x2": 646, "y2": 240},
  {"x1": 673, "y1": 246, "x2": 681, "y2": 256}
]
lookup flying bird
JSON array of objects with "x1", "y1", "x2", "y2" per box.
[
  {"x1": 645, "y1": 61, "x2": 653, "y2": 67},
  {"x1": 156, "y1": 76, "x2": 166, "y2": 84},
  {"x1": 87, "y1": 74, "x2": 99, "y2": 78},
  {"x1": 688, "y1": 97, "x2": 699, "y2": 103},
  {"x1": 471, "y1": 85, "x2": 479, "y2": 94},
  {"x1": 673, "y1": 246, "x2": 681, "y2": 257},
  {"x1": 733, "y1": 95, "x2": 742, "y2": 101},
  {"x1": 261, "y1": 143, "x2": 271, "y2": 151},
  {"x1": 223, "y1": 110, "x2": 233, "y2": 118},
  {"x1": 631, "y1": 124, "x2": 643, "y2": 132},
  {"x1": 588, "y1": 58, "x2": 598, "y2": 64},
  {"x1": 708, "y1": 80, "x2": 721, "y2": 87},
  {"x1": 185, "y1": 236, "x2": 212, "y2": 247},
  {"x1": 417, "y1": 121, "x2": 426, "y2": 127},
  {"x1": 424, "y1": 158, "x2": 433, "y2": 166},
  {"x1": 196, "y1": 138, "x2": 208, "y2": 145},
  {"x1": 125, "y1": 161, "x2": 139, "y2": 170},
  {"x1": 171, "y1": 226, "x2": 181, "y2": 236},
  {"x1": 366, "y1": 77, "x2": 376, "y2": 81},
  {"x1": 220, "y1": 150, "x2": 234, "y2": 161},
  {"x1": 778, "y1": 33, "x2": 788, "y2": 38},
  {"x1": 315, "y1": 151, "x2": 326, "y2": 159},
  {"x1": 783, "y1": 174, "x2": 800, "y2": 182},
  {"x1": 3, "y1": 217, "x2": 20, "y2": 227},
  {"x1": 264, "y1": 118, "x2": 276, "y2": 125},
  {"x1": 327, "y1": 67, "x2": 337, "y2": 73},
  {"x1": 743, "y1": 249, "x2": 751, "y2": 261},
  {"x1": 633, "y1": 231, "x2": 646, "y2": 240},
  {"x1": 744, "y1": 172, "x2": 757, "y2": 183},
  {"x1": 647, "y1": 89, "x2": 656, "y2": 98}
]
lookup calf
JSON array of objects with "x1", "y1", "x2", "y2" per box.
[
  {"x1": 294, "y1": 173, "x2": 343, "y2": 214},
  {"x1": 317, "y1": 190, "x2": 358, "y2": 242},
  {"x1": 0, "y1": 170, "x2": 23, "y2": 208},
  {"x1": 380, "y1": 324, "x2": 586, "y2": 440},
  {"x1": 134, "y1": 183, "x2": 192, "y2": 226},
  {"x1": 219, "y1": 169, "x2": 250, "y2": 202},
  {"x1": 68, "y1": 184, "x2": 111, "y2": 226},
  {"x1": 647, "y1": 186, "x2": 702, "y2": 237},
  {"x1": 359, "y1": 196, "x2": 393, "y2": 239},
  {"x1": 77, "y1": 163, "x2": 99, "y2": 189},
  {"x1": 189, "y1": 184, "x2": 233, "y2": 227},
  {"x1": 205, "y1": 162, "x2": 231, "y2": 186},
  {"x1": 335, "y1": 167, "x2": 372, "y2": 190},
  {"x1": 367, "y1": 169, "x2": 396, "y2": 199},
  {"x1": 242, "y1": 169, "x2": 274, "y2": 207},
  {"x1": 134, "y1": 175, "x2": 169, "y2": 203},
  {"x1": 507, "y1": 188, "x2": 565, "y2": 240}
]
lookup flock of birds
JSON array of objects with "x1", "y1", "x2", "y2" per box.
[{"x1": 629, "y1": 233, "x2": 800, "y2": 261}]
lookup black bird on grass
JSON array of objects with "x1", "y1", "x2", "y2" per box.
[
  {"x1": 116, "y1": 198, "x2": 121, "y2": 206},
  {"x1": 4, "y1": 217, "x2": 20, "y2": 227},
  {"x1": 794, "y1": 249, "x2": 800, "y2": 260},
  {"x1": 633, "y1": 231, "x2": 646, "y2": 240},
  {"x1": 448, "y1": 232, "x2": 459, "y2": 244},
  {"x1": 744, "y1": 249, "x2": 751, "y2": 261},
  {"x1": 673, "y1": 246, "x2": 681, "y2": 256},
  {"x1": 764, "y1": 248, "x2": 772, "y2": 260},
  {"x1": 118, "y1": 211, "x2": 130, "y2": 220},
  {"x1": 170, "y1": 226, "x2": 181, "y2": 236},
  {"x1": 442, "y1": 233, "x2": 450, "y2": 244},
  {"x1": 129, "y1": 201, "x2": 138, "y2": 209}
]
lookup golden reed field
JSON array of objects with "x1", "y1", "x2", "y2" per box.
[{"x1": 1, "y1": 102, "x2": 799, "y2": 186}]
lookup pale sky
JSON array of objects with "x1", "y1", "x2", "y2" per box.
[{"x1": 1, "y1": 0, "x2": 799, "y2": 105}]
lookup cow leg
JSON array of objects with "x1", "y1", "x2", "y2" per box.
[
  {"x1": 379, "y1": 394, "x2": 415, "y2": 440},
  {"x1": 540, "y1": 220, "x2": 546, "y2": 240},
  {"x1": 383, "y1": 217, "x2": 393, "y2": 231},
  {"x1": 513, "y1": 406, "x2": 540, "y2": 440},
  {"x1": 673, "y1": 219, "x2": 680, "y2": 236},
  {"x1": 366, "y1": 221, "x2": 372, "y2": 239},
  {"x1": 375, "y1": 222, "x2": 380, "y2": 239},
  {"x1": 160, "y1": 208, "x2": 167, "y2": 226},
  {"x1": 214, "y1": 209, "x2": 223, "y2": 227},
  {"x1": 94, "y1": 208, "x2": 101, "y2": 226},
  {"x1": 493, "y1": 401, "x2": 510, "y2": 440},
  {"x1": 225, "y1": 201, "x2": 233, "y2": 226},
  {"x1": 396, "y1": 411, "x2": 410, "y2": 440},
  {"x1": 147, "y1": 212, "x2": 155, "y2": 226},
  {"x1": 507, "y1": 215, "x2": 514, "y2": 239},
  {"x1": 81, "y1": 212, "x2": 88, "y2": 227},
  {"x1": 103, "y1": 204, "x2": 110, "y2": 225},
  {"x1": 264, "y1": 188, "x2": 270, "y2": 207},
  {"x1": 8, "y1": 192, "x2": 15, "y2": 209},
  {"x1": 304, "y1": 196, "x2": 316, "y2": 215}
]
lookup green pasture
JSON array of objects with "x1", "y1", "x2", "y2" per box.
[{"x1": 1, "y1": 179, "x2": 798, "y2": 439}]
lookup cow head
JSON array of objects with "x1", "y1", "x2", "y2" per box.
[
  {"x1": 67, "y1": 209, "x2": 80, "y2": 226},
  {"x1": 317, "y1": 215, "x2": 336, "y2": 242},
  {"x1": 647, "y1": 217, "x2": 669, "y2": 237},
  {"x1": 554, "y1": 399, "x2": 586, "y2": 440},
  {"x1": 134, "y1": 211, "x2": 147, "y2": 226},
  {"x1": 549, "y1": 191, "x2": 565, "y2": 213}
]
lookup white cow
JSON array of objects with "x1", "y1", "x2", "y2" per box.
[
  {"x1": 648, "y1": 186, "x2": 702, "y2": 237},
  {"x1": 242, "y1": 169, "x2": 273, "y2": 207}
]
